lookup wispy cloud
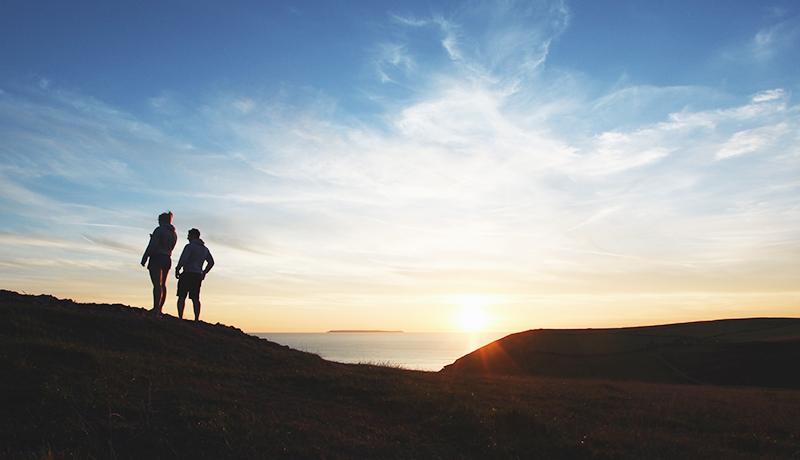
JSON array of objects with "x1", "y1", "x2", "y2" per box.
[
  {"x1": 1, "y1": 0, "x2": 798, "y2": 330},
  {"x1": 719, "y1": 13, "x2": 800, "y2": 64},
  {"x1": 715, "y1": 123, "x2": 791, "y2": 159},
  {"x1": 748, "y1": 17, "x2": 800, "y2": 61}
]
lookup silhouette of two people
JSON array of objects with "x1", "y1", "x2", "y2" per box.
[{"x1": 141, "y1": 212, "x2": 214, "y2": 320}]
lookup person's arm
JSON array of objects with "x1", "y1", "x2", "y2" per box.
[
  {"x1": 175, "y1": 245, "x2": 190, "y2": 278},
  {"x1": 166, "y1": 227, "x2": 177, "y2": 253},
  {"x1": 202, "y1": 250, "x2": 214, "y2": 278},
  {"x1": 141, "y1": 232, "x2": 155, "y2": 266}
]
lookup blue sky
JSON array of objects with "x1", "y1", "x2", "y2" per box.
[{"x1": 1, "y1": 0, "x2": 798, "y2": 332}]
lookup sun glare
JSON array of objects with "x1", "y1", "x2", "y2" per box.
[
  {"x1": 452, "y1": 294, "x2": 492, "y2": 332},
  {"x1": 457, "y1": 307, "x2": 487, "y2": 332}
]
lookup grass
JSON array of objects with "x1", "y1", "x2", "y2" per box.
[
  {"x1": 443, "y1": 319, "x2": 800, "y2": 388},
  {"x1": 2, "y1": 290, "x2": 799, "y2": 459}
]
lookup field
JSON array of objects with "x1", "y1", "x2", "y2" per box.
[{"x1": 2, "y1": 290, "x2": 799, "y2": 459}]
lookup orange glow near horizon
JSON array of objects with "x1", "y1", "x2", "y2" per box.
[{"x1": 7, "y1": 277, "x2": 800, "y2": 334}]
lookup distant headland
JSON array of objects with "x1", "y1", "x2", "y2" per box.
[{"x1": 327, "y1": 330, "x2": 404, "y2": 333}]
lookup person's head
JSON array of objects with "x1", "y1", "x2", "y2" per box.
[
  {"x1": 187, "y1": 228, "x2": 201, "y2": 240},
  {"x1": 158, "y1": 211, "x2": 173, "y2": 225}
]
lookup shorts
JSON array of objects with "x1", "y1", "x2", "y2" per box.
[
  {"x1": 177, "y1": 272, "x2": 203, "y2": 299},
  {"x1": 148, "y1": 254, "x2": 171, "y2": 270}
]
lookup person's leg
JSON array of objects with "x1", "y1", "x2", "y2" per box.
[
  {"x1": 177, "y1": 294, "x2": 186, "y2": 319},
  {"x1": 159, "y1": 269, "x2": 169, "y2": 310},
  {"x1": 187, "y1": 274, "x2": 202, "y2": 321},
  {"x1": 191, "y1": 296, "x2": 201, "y2": 321},
  {"x1": 148, "y1": 267, "x2": 165, "y2": 312}
]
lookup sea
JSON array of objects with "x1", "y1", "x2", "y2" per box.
[{"x1": 252, "y1": 332, "x2": 509, "y2": 372}]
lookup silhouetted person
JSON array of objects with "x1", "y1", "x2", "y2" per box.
[
  {"x1": 175, "y1": 228, "x2": 214, "y2": 321},
  {"x1": 141, "y1": 211, "x2": 177, "y2": 314}
]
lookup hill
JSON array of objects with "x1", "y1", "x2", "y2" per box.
[
  {"x1": 2, "y1": 290, "x2": 800, "y2": 459},
  {"x1": 441, "y1": 319, "x2": 800, "y2": 388}
]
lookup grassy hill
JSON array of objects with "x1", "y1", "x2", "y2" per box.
[
  {"x1": 442, "y1": 320, "x2": 800, "y2": 388},
  {"x1": 2, "y1": 290, "x2": 800, "y2": 459}
]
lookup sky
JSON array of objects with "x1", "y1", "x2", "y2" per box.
[{"x1": 1, "y1": 0, "x2": 798, "y2": 333}]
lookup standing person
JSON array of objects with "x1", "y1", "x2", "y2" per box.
[
  {"x1": 175, "y1": 228, "x2": 214, "y2": 321},
  {"x1": 141, "y1": 211, "x2": 177, "y2": 314}
]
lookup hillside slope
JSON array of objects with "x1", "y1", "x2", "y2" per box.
[
  {"x1": 441, "y1": 319, "x2": 800, "y2": 388},
  {"x1": 3, "y1": 290, "x2": 800, "y2": 459}
]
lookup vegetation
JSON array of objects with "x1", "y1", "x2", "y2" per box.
[
  {"x1": 2, "y1": 290, "x2": 799, "y2": 459},
  {"x1": 443, "y1": 319, "x2": 800, "y2": 388}
]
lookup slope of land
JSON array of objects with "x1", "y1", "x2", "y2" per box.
[
  {"x1": 2, "y1": 290, "x2": 800, "y2": 459},
  {"x1": 441, "y1": 319, "x2": 800, "y2": 388}
]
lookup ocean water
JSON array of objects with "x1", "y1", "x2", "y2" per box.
[{"x1": 253, "y1": 332, "x2": 509, "y2": 372}]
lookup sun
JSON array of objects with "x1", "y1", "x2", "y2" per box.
[
  {"x1": 457, "y1": 307, "x2": 487, "y2": 332},
  {"x1": 452, "y1": 294, "x2": 491, "y2": 332}
]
